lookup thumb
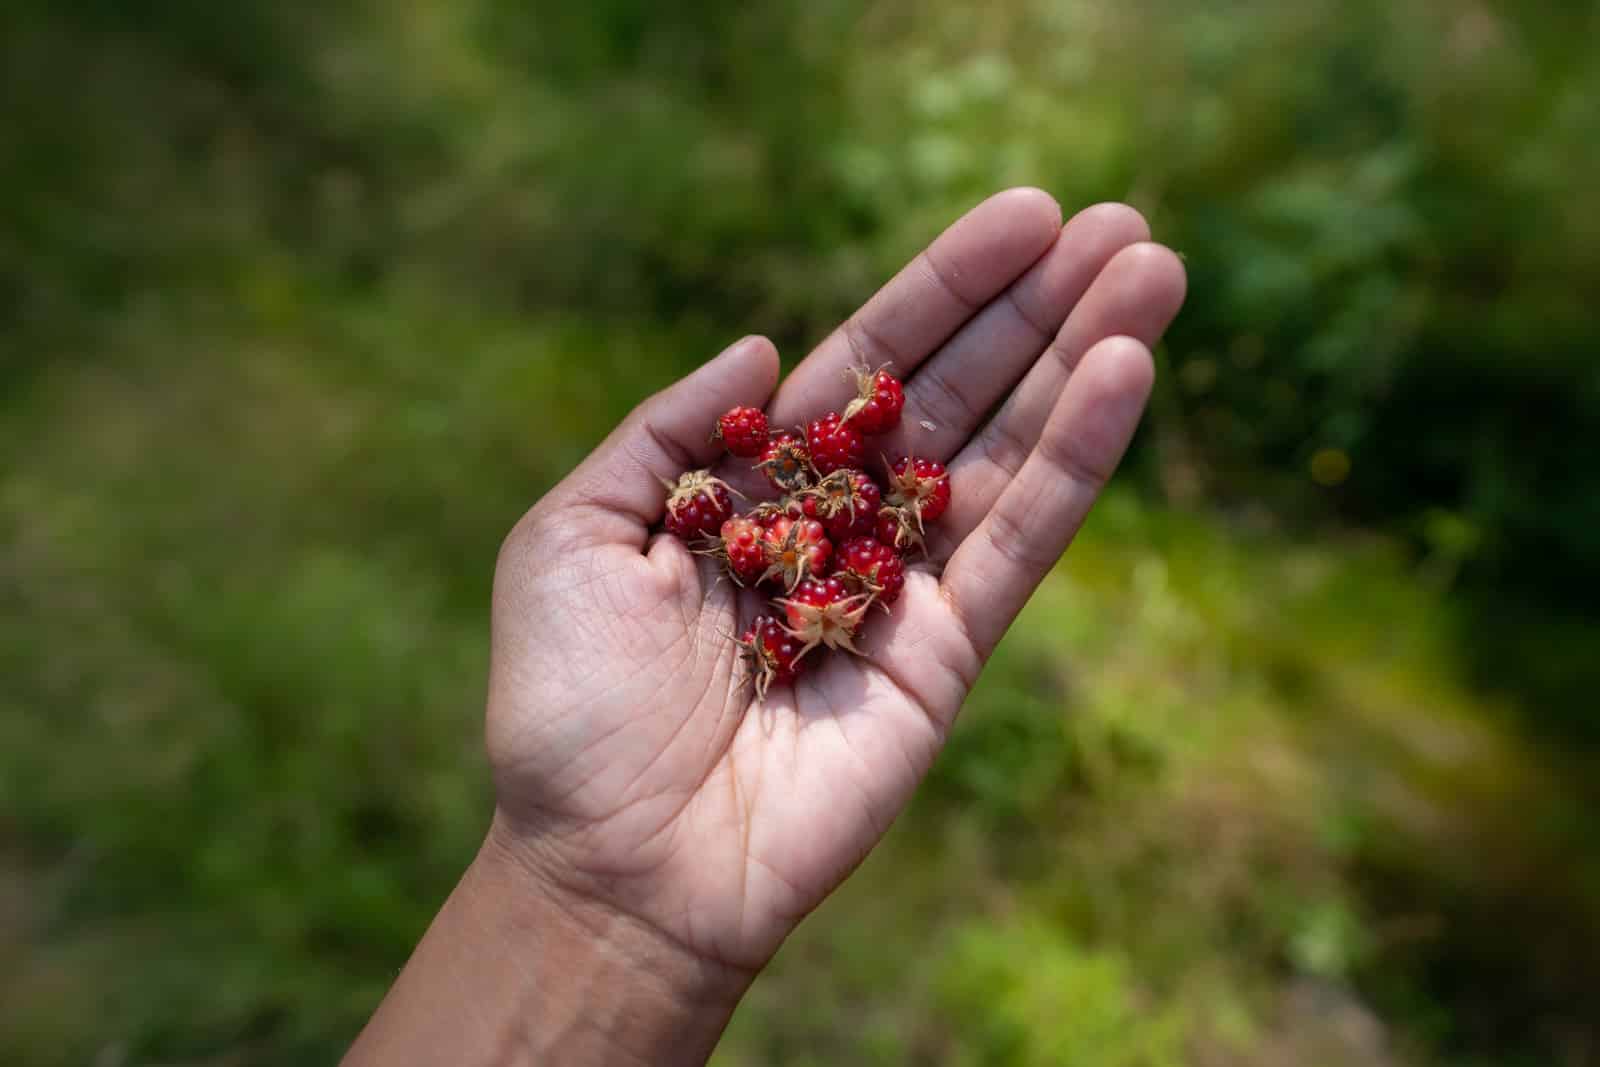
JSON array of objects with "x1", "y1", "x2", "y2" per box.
[{"x1": 545, "y1": 336, "x2": 781, "y2": 549}]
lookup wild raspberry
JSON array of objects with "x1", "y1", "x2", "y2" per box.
[
  {"x1": 739, "y1": 615, "x2": 807, "y2": 700},
  {"x1": 759, "y1": 515, "x2": 832, "y2": 591},
  {"x1": 842, "y1": 364, "x2": 905, "y2": 436},
  {"x1": 886, "y1": 456, "x2": 951, "y2": 527},
  {"x1": 779, "y1": 575, "x2": 872, "y2": 656},
  {"x1": 838, "y1": 536, "x2": 906, "y2": 607},
  {"x1": 806, "y1": 412, "x2": 866, "y2": 475},
  {"x1": 708, "y1": 514, "x2": 767, "y2": 585},
  {"x1": 713, "y1": 405, "x2": 769, "y2": 458},
  {"x1": 757, "y1": 431, "x2": 815, "y2": 493},
  {"x1": 874, "y1": 505, "x2": 925, "y2": 555},
  {"x1": 796, "y1": 469, "x2": 883, "y2": 541},
  {"x1": 747, "y1": 498, "x2": 794, "y2": 525},
  {"x1": 662, "y1": 470, "x2": 734, "y2": 541}
]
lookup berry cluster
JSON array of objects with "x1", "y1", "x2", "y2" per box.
[{"x1": 660, "y1": 365, "x2": 952, "y2": 698}]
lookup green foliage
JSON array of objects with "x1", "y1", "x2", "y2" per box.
[
  {"x1": 935, "y1": 921, "x2": 1188, "y2": 1067},
  {"x1": 2, "y1": 1, "x2": 1598, "y2": 1065}
]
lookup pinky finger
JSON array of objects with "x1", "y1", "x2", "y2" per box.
[{"x1": 939, "y1": 335, "x2": 1154, "y2": 659}]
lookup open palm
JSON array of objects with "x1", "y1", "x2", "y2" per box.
[{"x1": 486, "y1": 190, "x2": 1186, "y2": 974}]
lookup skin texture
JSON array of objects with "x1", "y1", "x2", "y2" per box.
[{"x1": 345, "y1": 190, "x2": 1186, "y2": 1066}]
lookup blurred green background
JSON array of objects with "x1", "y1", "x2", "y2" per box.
[{"x1": 3, "y1": 1, "x2": 1598, "y2": 1064}]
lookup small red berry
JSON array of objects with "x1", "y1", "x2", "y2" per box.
[
  {"x1": 759, "y1": 515, "x2": 833, "y2": 591},
  {"x1": 838, "y1": 537, "x2": 906, "y2": 607},
  {"x1": 778, "y1": 575, "x2": 872, "y2": 656},
  {"x1": 713, "y1": 406, "x2": 769, "y2": 458},
  {"x1": 757, "y1": 431, "x2": 815, "y2": 493},
  {"x1": 806, "y1": 412, "x2": 866, "y2": 475},
  {"x1": 796, "y1": 468, "x2": 883, "y2": 541},
  {"x1": 663, "y1": 470, "x2": 734, "y2": 541},
  {"x1": 710, "y1": 514, "x2": 767, "y2": 585},
  {"x1": 886, "y1": 456, "x2": 951, "y2": 526},
  {"x1": 842, "y1": 364, "x2": 905, "y2": 436},
  {"x1": 748, "y1": 498, "x2": 797, "y2": 525},
  {"x1": 739, "y1": 615, "x2": 807, "y2": 700},
  {"x1": 874, "y1": 505, "x2": 925, "y2": 555}
]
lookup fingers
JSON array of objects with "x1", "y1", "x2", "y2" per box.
[
  {"x1": 940, "y1": 336, "x2": 1155, "y2": 659},
  {"x1": 766, "y1": 188, "x2": 1062, "y2": 428},
  {"x1": 544, "y1": 336, "x2": 781, "y2": 548},
  {"x1": 932, "y1": 242, "x2": 1186, "y2": 554},
  {"x1": 878, "y1": 203, "x2": 1151, "y2": 464}
]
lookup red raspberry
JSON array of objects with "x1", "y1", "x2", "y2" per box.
[
  {"x1": 748, "y1": 498, "x2": 798, "y2": 525},
  {"x1": 739, "y1": 614, "x2": 807, "y2": 700},
  {"x1": 796, "y1": 469, "x2": 883, "y2": 541},
  {"x1": 710, "y1": 514, "x2": 767, "y2": 585},
  {"x1": 838, "y1": 537, "x2": 906, "y2": 606},
  {"x1": 759, "y1": 515, "x2": 832, "y2": 591},
  {"x1": 662, "y1": 470, "x2": 734, "y2": 541},
  {"x1": 757, "y1": 431, "x2": 815, "y2": 493},
  {"x1": 806, "y1": 412, "x2": 866, "y2": 475},
  {"x1": 886, "y1": 456, "x2": 951, "y2": 526},
  {"x1": 842, "y1": 364, "x2": 905, "y2": 436},
  {"x1": 778, "y1": 575, "x2": 872, "y2": 656},
  {"x1": 713, "y1": 405, "x2": 769, "y2": 458},
  {"x1": 874, "y1": 505, "x2": 925, "y2": 555}
]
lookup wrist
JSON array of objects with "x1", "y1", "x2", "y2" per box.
[
  {"x1": 345, "y1": 815, "x2": 753, "y2": 1067},
  {"x1": 477, "y1": 811, "x2": 755, "y2": 1064}
]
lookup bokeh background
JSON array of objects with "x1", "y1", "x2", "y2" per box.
[{"x1": 3, "y1": 1, "x2": 1598, "y2": 1064}]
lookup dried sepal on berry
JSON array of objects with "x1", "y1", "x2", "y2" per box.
[
  {"x1": 738, "y1": 614, "x2": 807, "y2": 701},
  {"x1": 747, "y1": 498, "x2": 794, "y2": 526},
  {"x1": 795, "y1": 468, "x2": 883, "y2": 541},
  {"x1": 841, "y1": 363, "x2": 905, "y2": 436},
  {"x1": 837, "y1": 536, "x2": 906, "y2": 609},
  {"x1": 885, "y1": 455, "x2": 951, "y2": 528},
  {"x1": 756, "y1": 431, "x2": 816, "y2": 493},
  {"x1": 875, "y1": 504, "x2": 926, "y2": 556},
  {"x1": 662, "y1": 470, "x2": 736, "y2": 541},
  {"x1": 759, "y1": 515, "x2": 832, "y2": 592},
  {"x1": 778, "y1": 576, "x2": 872, "y2": 657}
]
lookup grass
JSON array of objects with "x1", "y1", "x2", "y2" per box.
[{"x1": 4, "y1": 287, "x2": 1596, "y2": 1064}]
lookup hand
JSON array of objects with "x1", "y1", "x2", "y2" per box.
[
  {"x1": 347, "y1": 190, "x2": 1187, "y2": 1066},
  {"x1": 485, "y1": 189, "x2": 1186, "y2": 979}
]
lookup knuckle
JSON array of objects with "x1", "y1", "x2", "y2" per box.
[
  {"x1": 985, "y1": 505, "x2": 1050, "y2": 571},
  {"x1": 1036, "y1": 428, "x2": 1110, "y2": 491}
]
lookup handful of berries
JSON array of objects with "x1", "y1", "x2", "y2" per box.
[{"x1": 660, "y1": 365, "x2": 951, "y2": 698}]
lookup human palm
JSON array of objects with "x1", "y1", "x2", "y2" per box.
[{"x1": 485, "y1": 190, "x2": 1185, "y2": 973}]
